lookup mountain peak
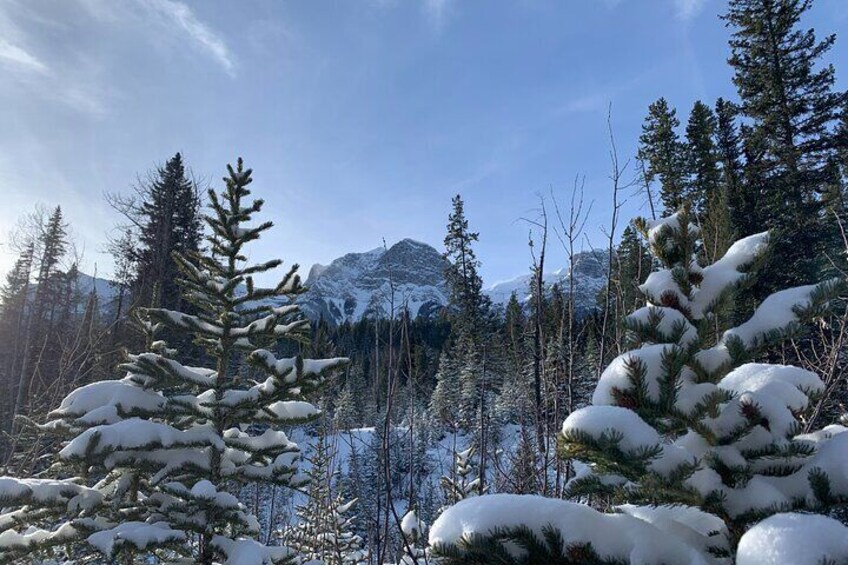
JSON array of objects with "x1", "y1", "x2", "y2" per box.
[
  {"x1": 297, "y1": 239, "x2": 448, "y2": 325},
  {"x1": 305, "y1": 263, "x2": 328, "y2": 284},
  {"x1": 391, "y1": 238, "x2": 434, "y2": 250},
  {"x1": 486, "y1": 249, "x2": 609, "y2": 316},
  {"x1": 297, "y1": 240, "x2": 608, "y2": 324}
]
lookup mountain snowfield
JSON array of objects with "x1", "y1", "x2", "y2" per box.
[
  {"x1": 485, "y1": 249, "x2": 610, "y2": 315},
  {"x1": 80, "y1": 239, "x2": 608, "y2": 323},
  {"x1": 297, "y1": 239, "x2": 449, "y2": 325},
  {"x1": 297, "y1": 240, "x2": 609, "y2": 324}
]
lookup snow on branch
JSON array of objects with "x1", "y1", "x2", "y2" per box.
[
  {"x1": 430, "y1": 495, "x2": 715, "y2": 563},
  {"x1": 736, "y1": 513, "x2": 848, "y2": 565}
]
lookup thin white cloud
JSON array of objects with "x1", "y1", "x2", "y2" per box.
[
  {"x1": 140, "y1": 0, "x2": 235, "y2": 74},
  {"x1": 605, "y1": 0, "x2": 707, "y2": 22},
  {"x1": 0, "y1": 2, "x2": 113, "y2": 116},
  {"x1": 558, "y1": 94, "x2": 607, "y2": 116},
  {"x1": 674, "y1": 0, "x2": 707, "y2": 21},
  {"x1": 0, "y1": 38, "x2": 48, "y2": 74},
  {"x1": 424, "y1": 0, "x2": 451, "y2": 32}
]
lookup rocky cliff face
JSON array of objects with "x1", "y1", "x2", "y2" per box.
[
  {"x1": 297, "y1": 239, "x2": 449, "y2": 325},
  {"x1": 485, "y1": 250, "x2": 610, "y2": 317}
]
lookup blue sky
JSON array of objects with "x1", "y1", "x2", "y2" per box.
[{"x1": 1, "y1": 0, "x2": 846, "y2": 285}]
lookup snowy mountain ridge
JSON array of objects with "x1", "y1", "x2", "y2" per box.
[
  {"x1": 77, "y1": 242, "x2": 609, "y2": 324},
  {"x1": 299, "y1": 241, "x2": 609, "y2": 324},
  {"x1": 485, "y1": 249, "x2": 610, "y2": 316},
  {"x1": 297, "y1": 238, "x2": 450, "y2": 325}
]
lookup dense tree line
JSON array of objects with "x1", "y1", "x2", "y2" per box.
[
  {"x1": 0, "y1": 153, "x2": 204, "y2": 465},
  {"x1": 0, "y1": 0, "x2": 846, "y2": 562},
  {"x1": 638, "y1": 0, "x2": 847, "y2": 292}
]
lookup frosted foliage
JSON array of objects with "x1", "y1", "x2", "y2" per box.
[
  {"x1": 695, "y1": 283, "x2": 829, "y2": 375},
  {"x1": 212, "y1": 536, "x2": 294, "y2": 565},
  {"x1": 0, "y1": 478, "x2": 101, "y2": 510},
  {"x1": 640, "y1": 229, "x2": 769, "y2": 320},
  {"x1": 690, "y1": 232, "x2": 769, "y2": 317},
  {"x1": 430, "y1": 495, "x2": 714, "y2": 564},
  {"x1": 725, "y1": 283, "x2": 823, "y2": 346},
  {"x1": 0, "y1": 522, "x2": 78, "y2": 551},
  {"x1": 548, "y1": 211, "x2": 848, "y2": 564},
  {"x1": 593, "y1": 344, "x2": 680, "y2": 405},
  {"x1": 800, "y1": 430, "x2": 848, "y2": 499},
  {"x1": 401, "y1": 510, "x2": 424, "y2": 539},
  {"x1": 87, "y1": 522, "x2": 185, "y2": 556},
  {"x1": 645, "y1": 213, "x2": 700, "y2": 247},
  {"x1": 562, "y1": 406, "x2": 660, "y2": 452},
  {"x1": 691, "y1": 363, "x2": 824, "y2": 446},
  {"x1": 627, "y1": 306, "x2": 698, "y2": 347},
  {"x1": 48, "y1": 377, "x2": 165, "y2": 425},
  {"x1": 736, "y1": 513, "x2": 848, "y2": 565},
  {"x1": 718, "y1": 363, "x2": 822, "y2": 412},
  {"x1": 616, "y1": 504, "x2": 729, "y2": 556},
  {"x1": 640, "y1": 270, "x2": 690, "y2": 310},
  {"x1": 647, "y1": 443, "x2": 697, "y2": 476},
  {"x1": 59, "y1": 419, "x2": 223, "y2": 459}
]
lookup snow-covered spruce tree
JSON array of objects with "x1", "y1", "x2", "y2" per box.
[
  {"x1": 0, "y1": 158, "x2": 347, "y2": 564},
  {"x1": 429, "y1": 351, "x2": 463, "y2": 434},
  {"x1": 439, "y1": 447, "x2": 483, "y2": 509},
  {"x1": 399, "y1": 508, "x2": 428, "y2": 564},
  {"x1": 431, "y1": 209, "x2": 848, "y2": 564},
  {"x1": 283, "y1": 432, "x2": 368, "y2": 565}
]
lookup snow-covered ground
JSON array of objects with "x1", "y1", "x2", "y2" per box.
[{"x1": 261, "y1": 423, "x2": 527, "y2": 537}]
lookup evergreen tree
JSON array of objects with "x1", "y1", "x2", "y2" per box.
[
  {"x1": 715, "y1": 98, "x2": 747, "y2": 239},
  {"x1": 0, "y1": 244, "x2": 34, "y2": 435},
  {"x1": 493, "y1": 363, "x2": 533, "y2": 426},
  {"x1": 638, "y1": 98, "x2": 688, "y2": 214},
  {"x1": 429, "y1": 351, "x2": 462, "y2": 434},
  {"x1": 457, "y1": 345, "x2": 484, "y2": 431},
  {"x1": 503, "y1": 292, "x2": 527, "y2": 375},
  {"x1": 431, "y1": 210, "x2": 848, "y2": 563},
  {"x1": 724, "y1": 0, "x2": 846, "y2": 287},
  {"x1": 563, "y1": 210, "x2": 847, "y2": 547},
  {"x1": 440, "y1": 194, "x2": 496, "y2": 445},
  {"x1": 494, "y1": 293, "x2": 532, "y2": 425},
  {"x1": 616, "y1": 225, "x2": 652, "y2": 316},
  {"x1": 439, "y1": 447, "x2": 483, "y2": 508},
  {"x1": 685, "y1": 101, "x2": 722, "y2": 217},
  {"x1": 504, "y1": 424, "x2": 539, "y2": 495},
  {"x1": 443, "y1": 195, "x2": 491, "y2": 339},
  {"x1": 821, "y1": 156, "x2": 847, "y2": 267},
  {"x1": 822, "y1": 157, "x2": 846, "y2": 217},
  {"x1": 333, "y1": 368, "x2": 365, "y2": 431},
  {"x1": 284, "y1": 433, "x2": 368, "y2": 565},
  {"x1": 12, "y1": 206, "x2": 68, "y2": 426},
  {"x1": 838, "y1": 100, "x2": 848, "y2": 175},
  {"x1": 737, "y1": 123, "x2": 771, "y2": 237},
  {"x1": 337, "y1": 440, "x2": 374, "y2": 550},
  {"x1": 133, "y1": 152, "x2": 202, "y2": 312},
  {"x1": 0, "y1": 158, "x2": 347, "y2": 564},
  {"x1": 108, "y1": 227, "x2": 138, "y2": 322},
  {"x1": 685, "y1": 101, "x2": 734, "y2": 262}
]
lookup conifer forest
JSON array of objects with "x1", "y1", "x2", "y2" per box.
[{"x1": 2, "y1": 0, "x2": 848, "y2": 563}]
